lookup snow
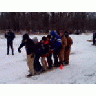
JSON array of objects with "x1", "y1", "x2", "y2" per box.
[{"x1": 0, "y1": 33, "x2": 96, "y2": 84}]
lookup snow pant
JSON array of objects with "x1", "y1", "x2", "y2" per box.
[
  {"x1": 47, "y1": 54, "x2": 53, "y2": 69},
  {"x1": 64, "y1": 47, "x2": 71, "y2": 64},
  {"x1": 53, "y1": 45, "x2": 62, "y2": 67},
  {"x1": 27, "y1": 54, "x2": 35, "y2": 75},
  {"x1": 58, "y1": 48, "x2": 65, "y2": 64},
  {"x1": 7, "y1": 41, "x2": 14, "y2": 55},
  {"x1": 53, "y1": 51, "x2": 59, "y2": 67},
  {"x1": 93, "y1": 36, "x2": 95, "y2": 45},
  {"x1": 41, "y1": 57, "x2": 47, "y2": 71},
  {"x1": 34, "y1": 54, "x2": 42, "y2": 72}
]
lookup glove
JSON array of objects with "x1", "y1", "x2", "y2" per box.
[{"x1": 18, "y1": 48, "x2": 21, "y2": 53}]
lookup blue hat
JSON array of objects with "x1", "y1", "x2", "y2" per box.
[{"x1": 49, "y1": 30, "x2": 57, "y2": 36}]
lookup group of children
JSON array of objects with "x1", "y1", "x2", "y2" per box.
[{"x1": 18, "y1": 30, "x2": 73, "y2": 77}]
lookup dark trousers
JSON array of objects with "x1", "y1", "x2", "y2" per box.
[
  {"x1": 34, "y1": 54, "x2": 42, "y2": 72},
  {"x1": 47, "y1": 54, "x2": 53, "y2": 69},
  {"x1": 7, "y1": 41, "x2": 14, "y2": 55},
  {"x1": 93, "y1": 36, "x2": 95, "y2": 45},
  {"x1": 53, "y1": 45, "x2": 62, "y2": 67}
]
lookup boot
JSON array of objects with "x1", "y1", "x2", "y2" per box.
[{"x1": 26, "y1": 73, "x2": 33, "y2": 78}]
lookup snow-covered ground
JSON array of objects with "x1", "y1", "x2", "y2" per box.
[{"x1": 0, "y1": 33, "x2": 96, "y2": 84}]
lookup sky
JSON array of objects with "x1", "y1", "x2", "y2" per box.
[{"x1": 0, "y1": 0, "x2": 95, "y2": 12}]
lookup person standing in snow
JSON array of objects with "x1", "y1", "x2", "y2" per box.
[
  {"x1": 40, "y1": 36, "x2": 50, "y2": 72},
  {"x1": 49, "y1": 30, "x2": 62, "y2": 67},
  {"x1": 46, "y1": 35, "x2": 53, "y2": 69},
  {"x1": 5, "y1": 30, "x2": 15, "y2": 55},
  {"x1": 57, "y1": 30, "x2": 67, "y2": 65},
  {"x1": 33, "y1": 37, "x2": 42, "y2": 74},
  {"x1": 93, "y1": 31, "x2": 96, "y2": 45},
  {"x1": 18, "y1": 33, "x2": 36, "y2": 77},
  {"x1": 64, "y1": 31, "x2": 73, "y2": 65}
]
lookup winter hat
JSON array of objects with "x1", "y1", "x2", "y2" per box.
[
  {"x1": 49, "y1": 30, "x2": 57, "y2": 36},
  {"x1": 33, "y1": 37, "x2": 38, "y2": 43},
  {"x1": 23, "y1": 33, "x2": 29, "y2": 40},
  {"x1": 42, "y1": 36, "x2": 46, "y2": 41},
  {"x1": 64, "y1": 31, "x2": 69, "y2": 37},
  {"x1": 47, "y1": 35, "x2": 51, "y2": 39}
]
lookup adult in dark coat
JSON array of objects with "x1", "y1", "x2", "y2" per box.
[
  {"x1": 18, "y1": 33, "x2": 36, "y2": 77},
  {"x1": 5, "y1": 30, "x2": 15, "y2": 55}
]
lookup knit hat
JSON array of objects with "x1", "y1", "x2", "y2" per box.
[
  {"x1": 33, "y1": 37, "x2": 38, "y2": 43},
  {"x1": 47, "y1": 35, "x2": 51, "y2": 39},
  {"x1": 64, "y1": 31, "x2": 69, "y2": 37},
  {"x1": 49, "y1": 30, "x2": 57, "y2": 36},
  {"x1": 23, "y1": 33, "x2": 29, "y2": 40},
  {"x1": 42, "y1": 36, "x2": 46, "y2": 41}
]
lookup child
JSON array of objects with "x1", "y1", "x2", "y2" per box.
[
  {"x1": 49, "y1": 30, "x2": 62, "y2": 67},
  {"x1": 33, "y1": 37, "x2": 42, "y2": 74},
  {"x1": 40, "y1": 36, "x2": 50, "y2": 72},
  {"x1": 64, "y1": 31, "x2": 73, "y2": 65},
  {"x1": 46, "y1": 35, "x2": 53, "y2": 69}
]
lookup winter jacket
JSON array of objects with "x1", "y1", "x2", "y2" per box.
[
  {"x1": 93, "y1": 32, "x2": 96, "y2": 44},
  {"x1": 64, "y1": 36, "x2": 73, "y2": 64},
  {"x1": 93, "y1": 32, "x2": 96, "y2": 38},
  {"x1": 50, "y1": 30, "x2": 62, "y2": 51},
  {"x1": 58, "y1": 35, "x2": 67, "y2": 63},
  {"x1": 61, "y1": 35, "x2": 67, "y2": 48},
  {"x1": 5, "y1": 31, "x2": 15, "y2": 42},
  {"x1": 66, "y1": 36, "x2": 73, "y2": 48},
  {"x1": 40, "y1": 40, "x2": 50, "y2": 57},
  {"x1": 18, "y1": 38, "x2": 36, "y2": 55},
  {"x1": 35, "y1": 42, "x2": 42, "y2": 55}
]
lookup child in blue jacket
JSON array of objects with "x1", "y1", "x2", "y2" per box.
[{"x1": 49, "y1": 30, "x2": 62, "y2": 67}]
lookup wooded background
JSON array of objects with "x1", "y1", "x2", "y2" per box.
[{"x1": 0, "y1": 12, "x2": 96, "y2": 34}]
